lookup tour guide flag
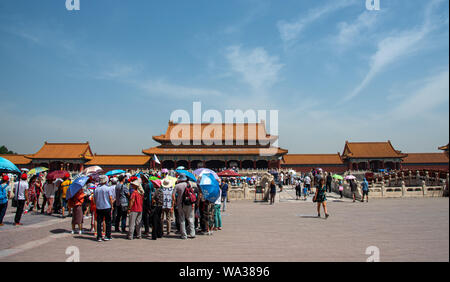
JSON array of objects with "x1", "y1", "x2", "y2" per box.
[
  {"x1": 153, "y1": 154, "x2": 160, "y2": 164},
  {"x1": 199, "y1": 173, "x2": 220, "y2": 203}
]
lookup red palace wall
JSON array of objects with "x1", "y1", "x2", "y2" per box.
[
  {"x1": 402, "y1": 164, "x2": 449, "y2": 172},
  {"x1": 282, "y1": 165, "x2": 347, "y2": 173}
]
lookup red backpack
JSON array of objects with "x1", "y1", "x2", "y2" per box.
[{"x1": 182, "y1": 182, "x2": 196, "y2": 206}]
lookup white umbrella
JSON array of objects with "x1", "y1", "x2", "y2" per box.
[
  {"x1": 345, "y1": 175, "x2": 356, "y2": 180},
  {"x1": 83, "y1": 166, "x2": 103, "y2": 175}
]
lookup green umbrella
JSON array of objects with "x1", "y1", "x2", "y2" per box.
[{"x1": 333, "y1": 174, "x2": 344, "y2": 180}]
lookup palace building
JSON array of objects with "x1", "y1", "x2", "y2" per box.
[
  {"x1": 1, "y1": 124, "x2": 448, "y2": 173},
  {"x1": 142, "y1": 121, "x2": 288, "y2": 170},
  {"x1": 341, "y1": 141, "x2": 407, "y2": 171}
]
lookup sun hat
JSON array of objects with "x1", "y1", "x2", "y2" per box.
[
  {"x1": 161, "y1": 178, "x2": 173, "y2": 188},
  {"x1": 99, "y1": 175, "x2": 108, "y2": 184},
  {"x1": 20, "y1": 173, "x2": 27, "y2": 180},
  {"x1": 2, "y1": 175, "x2": 9, "y2": 182}
]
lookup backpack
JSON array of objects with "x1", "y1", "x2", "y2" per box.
[{"x1": 182, "y1": 182, "x2": 196, "y2": 206}]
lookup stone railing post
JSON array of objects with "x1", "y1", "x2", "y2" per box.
[
  {"x1": 425, "y1": 171, "x2": 429, "y2": 186},
  {"x1": 401, "y1": 181, "x2": 406, "y2": 197},
  {"x1": 422, "y1": 180, "x2": 427, "y2": 196},
  {"x1": 243, "y1": 183, "x2": 249, "y2": 200},
  {"x1": 440, "y1": 179, "x2": 446, "y2": 197},
  {"x1": 381, "y1": 181, "x2": 385, "y2": 197},
  {"x1": 416, "y1": 171, "x2": 420, "y2": 186}
]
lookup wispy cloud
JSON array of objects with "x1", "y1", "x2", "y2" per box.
[
  {"x1": 335, "y1": 11, "x2": 379, "y2": 48},
  {"x1": 223, "y1": 0, "x2": 269, "y2": 34},
  {"x1": 344, "y1": 0, "x2": 445, "y2": 101},
  {"x1": 388, "y1": 67, "x2": 449, "y2": 120},
  {"x1": 138, "y1": 79, "x2": 223, "y2": 99},
  {"x1": 226, "y1": 45, "x2": 284, "y2": 92},
  {"x1": 277, "y1": 0, "x2": 357, "y2": 48}
]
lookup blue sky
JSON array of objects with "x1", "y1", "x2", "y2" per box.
[{"x1": 0, "y1": 0, "x2": 448, "y2": 155}]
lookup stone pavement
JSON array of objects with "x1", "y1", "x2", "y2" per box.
[{"x1": 0, "y1": 193, "x2": 448, "y2": 262}]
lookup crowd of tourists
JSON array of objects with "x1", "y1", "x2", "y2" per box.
[{"x1": 0, "y1": 169, "x2": 230, "y2": 242}]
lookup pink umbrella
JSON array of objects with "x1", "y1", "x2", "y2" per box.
[
  {"x1": 83, "y1": 166, "x2": 103, "y2": 175},
  {"x1": 150, "y1": 179, "x2": 162, "y2": 188}
]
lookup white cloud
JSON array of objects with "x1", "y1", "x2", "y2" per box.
[
  {"x1": 336, "y1": 11, "x2": 378, "y2": 48},
  {"x1": 344, "y1": 0, "x2": 446, "y2": 101},
  {"x1": 277, "y1": 0, "x2": 357, "y2": 47},
  {"x1": 388, "y1": 68, "x2": 449, "y2": 120},
  {"x1": 139, "y1": 79, "x2": 223, "y2": 99},
  {"x1": 226, "y1": 45, "x2": 284, "y2": 92}
]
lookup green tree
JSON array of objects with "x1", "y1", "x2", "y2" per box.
[{"x1": 0, "y1": 145, "x2": 16, "y2": 154}]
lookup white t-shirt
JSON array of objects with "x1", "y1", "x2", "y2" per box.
[
  {"x1": 14, "y1": 181, "x2": 29, "y2": 201},
  {"x1": 162, "y1": 187, "x2": 174, "y2": 209},
  {"x1": 304, "y1": 176, "x2": 311, "y2": 185}
]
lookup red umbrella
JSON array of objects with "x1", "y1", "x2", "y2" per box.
[
  {"x1": 47, "y1": 170, "x2": 69, "y2": 180},
  {"x1": 217, "y1": 169, "x2": 241, "y2": 177}
]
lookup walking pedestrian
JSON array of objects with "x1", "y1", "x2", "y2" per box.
[
  {"x1": 295, "y1": 180, "x2": 301, "y2": 200},
  {"x1": 326, "y1": 173, "x2": 333, "y2": 193},
  {"x1": 313, "y1": 179, "x2": 330, "y2": 219},
  {"x1": 93, "y1": 175, "x2": 113, "y2": 242},
  {"x1": 0, "y1": 175, "x2": 11, "y2": 226},
  {"x1": 213, "y1": 184, "x2": 222, "y2": 231},
  {"x1": 13, "y1": 173, "x2": 29, "y2": 226},
  {"x1": 269, "y1": 180, "x2": 276, "y2": 205},
  {"x1": 349, "y1": 179, "x2": 357, "y2": 202},
  {"x1": 127, "y1": 180, "x2": 144, "y2": 240},
  {"x1": 338, "y1": 180, "x2": 344, "y2": 199},
  {"x1": 221, "y1": 180, "x2": 229, "y2": 212},
  {"x1": 304, "y1": 175, "x2": 311, "y2": 194},
  {"x1": 361, "y1": 178, "x2": 369, "y2": 202}
]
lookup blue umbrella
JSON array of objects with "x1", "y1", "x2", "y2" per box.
[
  {"x1": 66, "y1": 176, "x2": 89, "y2": 200},
  {"x1": 105, "y1": 169, "x2": 125, "y2": 176},
  {"x1": 175, "y1": 170, "x2": 197, "y2": 182},
  {"x1": 199, "y1": 173, "x2": 220, "y2": 203},
  {"x1": 0, "y1": 157, "x2": 21, "y2": 174}
]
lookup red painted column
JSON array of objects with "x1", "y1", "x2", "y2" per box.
[
  {"x1": 277, "y1": 159, "x2": 281, "y2": 170},
  {"x1": 188, "y1": 161, "x2": 191, "y2": 170},
  {"x1": 174, "y1": 161, "x2": 177, "y2": 169},
  {"x1": 253, "y1": 160, "x2": 256, "y2": 169},
  {"x1": 239, "y1": 160, "x2": 242, "y2": 170}
]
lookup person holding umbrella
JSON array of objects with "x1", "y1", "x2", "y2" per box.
[{"x1": 68, "y1": 187, "x2": 85, "y2": 235}]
